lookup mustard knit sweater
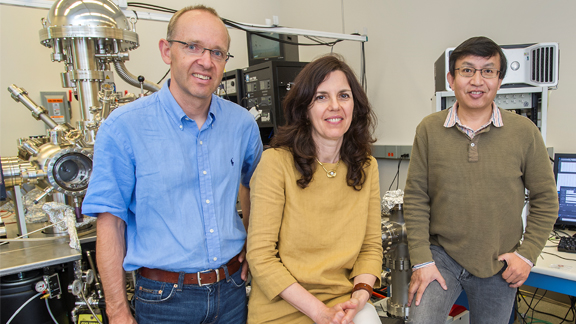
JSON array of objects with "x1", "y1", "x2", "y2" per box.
[{"x1": 247, "y1": 148, "x2": 382, "y2": 324}]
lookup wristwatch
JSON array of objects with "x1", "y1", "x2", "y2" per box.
[{"x1": 351, "y1": 283, "x2": 373, "y2": 298}]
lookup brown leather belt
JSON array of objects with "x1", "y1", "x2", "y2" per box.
[{"x1": 139, "y1": 254, "x2": 242, "y2": 286}]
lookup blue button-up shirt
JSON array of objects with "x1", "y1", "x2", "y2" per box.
[{"x1": 83, "y1": 80, "x2": 262, "y2": 272}]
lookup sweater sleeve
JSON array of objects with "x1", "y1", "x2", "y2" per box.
[
  {"x1": 246, "y1": 150, "x2": 298, "y2": 301},
  {"x1": 516, "y1": 125, "x2": 559, "y2": 264},
  {"x1": 349, "y1": 157, "x2": 383, "y2": 287},
  {"x1": 404, "y1": 123, "x2": 434, "y2": 266}
]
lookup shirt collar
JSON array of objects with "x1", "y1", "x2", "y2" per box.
[
  {"x1": 444, "y1": 101, "x2": 503, "y2": 128},
  {"x1": 159, "y1": 79, "x2": 218, "y2": 128}
]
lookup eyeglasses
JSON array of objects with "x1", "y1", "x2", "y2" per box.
[
  {"x1": 167, "y1": 40, "x2": 233, "y2": 62},
  {"x1": 455, "y1": 67, "x2": 500, "y2": 79}
]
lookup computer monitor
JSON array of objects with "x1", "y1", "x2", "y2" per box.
[
  {"x1": 553, "y1": 153, "x2": 576, "y2": 227},
  {"x1": 247, "y1": 32, "x2": 299, "y2": 66}
]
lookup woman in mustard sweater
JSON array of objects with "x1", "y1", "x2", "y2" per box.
[{"x1": 246, "y1": 54, "x2": 383, "y2": 324}]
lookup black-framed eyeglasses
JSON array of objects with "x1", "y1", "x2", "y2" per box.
[
  {"x1": 167, "y1": 40, "x2": 233, "y2": 62},
  {"x1": 455, "y1": 67, "x2": 500, "y2": 79}
]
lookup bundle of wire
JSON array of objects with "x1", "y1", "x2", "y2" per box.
[{"x1": 125, "y1": 2, "x2": 367, "y2": 92}]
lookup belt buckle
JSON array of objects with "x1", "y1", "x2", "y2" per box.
[{"x1": 197, "y1": 269, "x2": 219, "y2": 286}]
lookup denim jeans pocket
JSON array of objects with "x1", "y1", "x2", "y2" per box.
[
  {"x1": 135, "y1": 276, "x2": 177, "y2": 304},
  {"x1": 228, "y1": 269, "x2": 246, "y2": 288}
]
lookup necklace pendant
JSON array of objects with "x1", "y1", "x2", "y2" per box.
[{"x1": 327, "y1": 170, "x2": 336, "y2": 178}]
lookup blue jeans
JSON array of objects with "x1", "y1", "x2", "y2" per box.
[
  {"x1": 134, "y1": 267, "x2": 247, "y2": 324},
  {"x1": 407, "y1": 245, "x2": 516, "y2": 324}
]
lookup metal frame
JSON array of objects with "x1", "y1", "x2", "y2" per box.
[{"x1": 435, "y1": 87, "x2": 549, "y2": 143}]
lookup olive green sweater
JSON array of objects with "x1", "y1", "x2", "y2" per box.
[{"x1": 404, "y1": 108, "x2": 558, "y2": 278}]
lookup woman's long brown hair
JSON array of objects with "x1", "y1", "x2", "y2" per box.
[{"x1": 270, "y1": 54, "x2": 377, "y2": 190}]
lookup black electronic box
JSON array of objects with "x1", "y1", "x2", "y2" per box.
[{"x1": 242, "y1": 61, "x2": 308, "y2": 144}]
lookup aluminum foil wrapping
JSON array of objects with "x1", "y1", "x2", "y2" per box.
[
  {"x1": 0, "y1": 187, "x2": 48, "y2": 223},
  {"x1": 381, "y1": 189, "x2": 404, "y2": 216},
  {"x1": 42, "y1": 202, "x2": 95, "y2": 251}
]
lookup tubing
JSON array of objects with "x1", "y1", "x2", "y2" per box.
[
  {"x1": 81, "y1": 291, "x2": 103, "y2": 324},
  {"x1": 113, "y1": 61, "x2": 161, "y2": 92},
  {"x1": 45, "y1": 298, "x2": 60, "y2": 324},
  {"x1": 6, "y1": 292, "x2": 42, "y2": 324}
]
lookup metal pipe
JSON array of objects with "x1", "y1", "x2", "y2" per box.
[
  {"x1": 113, "y1": 61, "x2": 161, "y2": 92},
  {"x1": 80, "y1": 291, "x2": 103, "y2": 324},
  {"x1": 73, "y1": 196, "x2": 83, "y2": 223},
  {"x1": 382, "y1": 204, "x2": 411, "y2": 319},
  {"x1": 86, "y1": 250, "x2": 104, "y2": 299},
  {"x1": 8, "y1": 84, "x2": 59, "y2": 129},
  {"x1": 13, "y1": 185, "x2": 28, "y2": 239},
  {"x1": 71, "y1": 38, "x2": 100, "y2": 119}
]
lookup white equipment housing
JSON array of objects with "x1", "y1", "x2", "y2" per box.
[{"x1": 435, "y1": 42, "x2": 559, "y2": 91}]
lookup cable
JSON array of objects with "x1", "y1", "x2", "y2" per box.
[
  {"x1": 128, "y1": 4, "x2": 175, "y2": 14},
  {"x1": 127, "y1": 3, "x2": 175, "y2": 14},
  {"x1": 559, "y1": 296, "x2": 576, "y2": 324},
  {"x1": 222, "y1": 19, "x2": 281, "y2": 29},
  {"x1": 6, "y1": 292, "x2": 42, "y2": 324},
  {"x1": 218, "y1": 81, "x2": 231, "y2": 101},
  {"x1": 553, "y1": 229, "x2": 573, "y2": 238},
  {"x1": 531, "y1": 290, "x2": 547, "y2": 323},
  {"x1": 45, "y1": 298, "x2": 60, "y2": 324},
  {"x1": 124, "y1": 1, "x2": 367, "y2": 101},
  {"x1": 127, "y1": 2, "x2": 348, "y2": 47},
  {"x1": 225, "y1": 17, "x2": 345, "y2": 47},
  {"x1": 518, "y1": 290, "x2": 576, "y2": 323},
  {"x1": 157, "y1": 69, "x2": 170, "y2": 84},
  {"x1": 81, "y1": 290, "x2": 103, "y2": 324},
  {"x1": 0, "y1": 220, "x2": 66, "y2": 246},
  {"x1": 1, "y1": 213, "x2": 14, "y2": 219},
  {"x1": 143, "y1": 68, "x2": 171, "y2": 95},
  {"x1": 361, "y1": 41, "x2": 367, "y2": 93},
  {"x1": 514, "y1": 289, "x2": 529, "y2": 324},
  {"x1": 523, "y1": 317, "x2": 553, "y2": 324},
  {"x1": 388, "y1": 157, "x2": 404, "y2": 191},
  {"x1": 541, "y1": 251, "x2": 576, "y2": 261},
  {"x1": 127, "y1": 2, "x2": 176, "y2": 12},
  {"x1": 515, "y1": 301, "x2": 529, "y2": 324}
]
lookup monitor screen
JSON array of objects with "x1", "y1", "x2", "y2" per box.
[
  {"x1": 554, "y1": 153, "x2": 576, "y2": 226},
  {"x1": 247, "y1": 33, "x2": 299, "y2": 66},
  {"x1": 250, "y1": 33, "x2": 281, "y2": 60}
]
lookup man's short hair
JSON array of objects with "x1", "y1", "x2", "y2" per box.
[
  {"x1": 449, "y1": 36, "x2": 507, "y2": 80},
  {"x1": 166, "y1": 5, "x2": 231, "y2": 50}
]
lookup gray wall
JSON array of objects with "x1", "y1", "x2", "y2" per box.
[{"x1": 2, "y1": 0, "x2": 575, "y2": 193}]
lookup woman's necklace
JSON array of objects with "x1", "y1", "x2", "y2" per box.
[{"x1": 316, "y1": 158, "x2": 340, "y2": 178}]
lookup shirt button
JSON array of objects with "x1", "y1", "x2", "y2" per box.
[
  {"x1": 206, "y1": 199, "x2": 210, "y2": 204},
  {"x1": 213, "y1": 257, "x2": 217, "y2": 261},
  {"x1": 471, "y1": 143, "x2": 475, "y2": 147},
  {"x1": 210, "y1": 229, "x2": 214, "y2": 233},
  {"x1": 203, "y1": 171, "x2": 207, "y2": 175},
  {"x1": 200, "y1": 141, "x2": 203, "y2": 145},
  {"x1": 179, "y1": 125, "x2": 183, "y2": 129}
]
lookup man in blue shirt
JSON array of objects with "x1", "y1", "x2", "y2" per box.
[{"x1": 82, "y1": 5, "x2": 262, "y2": 324}]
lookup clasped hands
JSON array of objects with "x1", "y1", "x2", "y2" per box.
[{"x1": 314, "y1": 290, "x2": 370, "y2": 324}]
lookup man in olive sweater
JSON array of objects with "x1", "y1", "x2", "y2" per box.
[{"x1": 404, "y1": 36, "x2": 559, "y2": 324}]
